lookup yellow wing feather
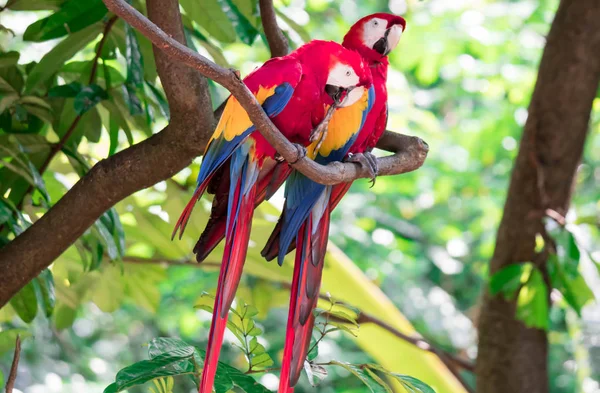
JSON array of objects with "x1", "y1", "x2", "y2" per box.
[
  {"x1": 210, "y1": 86, "x2": 277, "y2": 142},
  {"x1": 315, "y1": 88, "x2": 370, "y2": 158}
]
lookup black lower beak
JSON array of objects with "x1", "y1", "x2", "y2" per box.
[
  {"x1": 325, "y1": 84, "x2": 347, "y2": 104},
  {"x1": 373, "y1": 28, "x2": 391, "y2": 56}
]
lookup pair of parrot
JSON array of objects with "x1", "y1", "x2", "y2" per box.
[{"x1": 172, "y1": 12, "x2": 406, "y2": 393}]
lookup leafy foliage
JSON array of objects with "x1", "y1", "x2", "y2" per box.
[{"x1": 0, "y1": 0, "x2": 599, "y2": 393}]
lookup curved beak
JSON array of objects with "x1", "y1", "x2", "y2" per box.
[
  {"x1": 325, "y1": 84, "x2": 349, "y2": 104},
  {"x1": 373, "y1": 24, "x2": 404, "y2": 56}
]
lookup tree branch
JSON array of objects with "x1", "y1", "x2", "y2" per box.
[
  {"x1": 101, "y1": 0, "x2": 429, "y2": 186},
  {"x1": 5, "y1": 335, "x2": 22, "y2": 393},
  {"x1": 0, "y1": 0, "x2": 427, "y2": 307},
  {"x1": 0, "y1": 0, "x2": 214, "y2": 307},
  {"x1": 258, "y1": 0, "x2": 288, "y2": 57}
]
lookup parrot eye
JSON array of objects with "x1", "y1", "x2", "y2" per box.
[
  {"x1": 373, "y1": 20, "x2": 379, "y2": 26},
  {"x1": 345, "y1": 70, "x2": 351, "y2": 77}
]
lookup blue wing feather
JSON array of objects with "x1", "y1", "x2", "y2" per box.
[{"x1": 276, "y1": 85, "x2": 375, "y2": 265}]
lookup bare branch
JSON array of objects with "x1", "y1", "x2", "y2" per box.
[
  {"x1": 5, "y1": 335, "x2": 22, "y2": 393},
  {"x1": 259, "y1": 0, "x2": 288, "y2": 57},
  {"x1": 121, "y1": 256, "x2": 473, "y2": 375},
  {"x1": 101, "y1": 0, "x2": 429, "y2": 186}
]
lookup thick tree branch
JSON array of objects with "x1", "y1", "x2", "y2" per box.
[
  {"x1": 101, "y1": 0, "x2": 428, "y2": 186},
  {"x1": 476, "y1": 1, "x2": 600, "y2": 393},
  {"x1": 259, "y1": 0, "x2": 288, "y2": 57},
  {"x1": 0, "y1": 0, "x2": 426, "y2": 307},
  {"x1": 0, "y1": 0, "x2": 214, "y2": 307}
]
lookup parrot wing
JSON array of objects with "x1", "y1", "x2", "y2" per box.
[
  {"x1": 172, "y1": 57, "x2": 303, "y2": 240},
  {"x1": 261, "y1": 84, "x2": 375, "y2": 264}
]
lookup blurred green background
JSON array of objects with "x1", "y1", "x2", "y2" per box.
[{"x1": 0, "y1": 0, "x2": 599, "y2": 392}]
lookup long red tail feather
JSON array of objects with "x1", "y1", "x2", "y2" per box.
[
  {"x1": 279, "y1": 206, "x2": 330, "y2": 392},
  {"x1": 198, "y1": 179, "x2": 257, "y2": 393}
]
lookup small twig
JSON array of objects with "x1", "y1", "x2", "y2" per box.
[
  {"x1": 89, "y1": 15, "x2": 119, "y2": 84},
  {"x1": 5, "y1": 335, "x2": 22, "y2": 393},
  {"x1": 16, "y1": 15, "x2": 119, "y2": 210},
  {"x1": 258, "y1": 0, "x2": 288, "y2": 58},
  {"x1": 122, "y1": 256, "x2": 474, "y2": 374},
  {"x1": 101, "y1": 0, "x2": 429, "y2": 187}
]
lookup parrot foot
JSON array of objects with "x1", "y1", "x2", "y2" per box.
[
  {"x1": 274, "y1": 152, "x2": 285, "y2": 162},
  {"x1": 345, "y1": 152, "x2": 379, "y2": 186},
  {"x1": 288, "y1": 143, "x2": 307, "y2": 165}
]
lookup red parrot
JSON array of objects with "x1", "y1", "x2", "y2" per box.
[
  {"x1": 259, "y1": 14, "x2": 407, "y2": 392},
  {"x1": 274, "y1": 84, "x2": 375, "y2": 392},
  {"x1": 262, "y1": 13, "x2": 407, "y2": 261},
  {"x1": 193, "y1": 13, "x2": 407, "y2": 265},
  {"x1": 171, "y1": 40, "x2": 371, "y2": 393}
]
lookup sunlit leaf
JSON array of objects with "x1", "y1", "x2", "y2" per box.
[
  {"x1": 23, "y1": 0, "x2": 107, "y2": 42},
  {"x1": 9, "y1": 281, "x2": 38, "y2": 323},
  {"x1": 516, "y1": 267, "x2": 549, "y2": 330},
  {"x1": 25, "y1": 23, "x2": 102, "y2": 93},
  {"x1": 489, "y1": 263, "x2": 532, "y2": 300},
  {"x1": 0, "y1": 329, "x2": 31, "y2": 355}
]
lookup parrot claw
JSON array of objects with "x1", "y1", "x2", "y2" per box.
[
  {"x1": 274, "y1": 152, "x2": 285, "y2": 162},
  {"x1": 289, "y1": 143, "x2": 307, "y2": 165},
  {"x1": 345, "y1": 152, "x2": 379, "y2": 186}
]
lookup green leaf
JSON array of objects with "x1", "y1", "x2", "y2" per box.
[
  {"x1": 8, "y1": 0, "x2": 65, "y2": 11},
  {"x1": 61, "y1": 61, "x2": 126, "y2": 86},
  {"x1": 104, "y1": 347, "x2": 195, "y2": 393},
  {"x1": 124, "y1": 24, "x2": 144, "y2": 115},
  {"x1": 275, "y1": 9, "x2": 310, "y2": 43},
  {"x1": 35, "y1": 268, "x2": 56, "y2": 317},
  {"x1": 0, "y1": 329, "x2": 31, "y2": 355},
  {"x1": 23, "y1": 0, "x2": 107, "y2": 42},
  {"x1": 0, "y1": 51, "x2": 20, "y2": 68},
  {"x1": 53, "y1": 303, "x2": 77, "y2": 330},
  {"x1": 516, "y1": 267, "x2": 549, "y2": 330},
  {"x1": 388, "y1": 373, "x2": 436, "y2": 393},
  {"x1": 329, "y1": 361, "x2": 389, "y2": 393},
  {"x1": 0, "y1": 369, "x2": 3, "y2": 388},
  {"x1": 48, "y1": 82, "x2": 83, "y2": 98},
  {"x1": 26, "y1": 23, "x2": 103, "y2": 93},
  {"x1": 180, "y1": 0, "x2": 236, "y2": 44},
  {"x1": 144, "y1": 81, "x2": 170, "y2": 120},
  {"x1": 0, "y1": 106, "x2": 45, "y2": 134},
  {"x1": 547, "y1": 254, "x2": 594, "y2": 315},
  {"x1": 74, "y1": 84, "x2": 108, "y2": 115},
  {"x1": 216, "y1": 0, "x2": 259, "y2": 45},
  {"x1": 489, "y1": 263, "x2": 533, "y2": 299},
  {"x1": 10, "y1": 281, "x2": 38, "y2": 323}
]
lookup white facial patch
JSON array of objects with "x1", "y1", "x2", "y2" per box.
[
  {"x1": 386, "y1": 24, "x2": 403, "y2": 53},
  {"x1": 326, "y1": 62, "x2": 360, "y2": 88},
  {"x1": 339, "y1": 86, "x2": 366, "y2": 108},
  {"x1": 362, "y1": 17, "x2": 388, "y2": 49}
]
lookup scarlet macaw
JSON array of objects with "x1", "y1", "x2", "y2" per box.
[
  {"x1": 172, "y1": 40, "x2": 372, "y2": 393},
  {"x1": 193, "y1": 13, "x2": 406, "y2": 265},
  {"x1": 260, "y1": 14, "x2": 407, "y2": 392}
]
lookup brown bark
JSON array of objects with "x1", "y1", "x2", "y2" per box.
[
  {"x1": 258, "y1": 0, "x2": 288, "y2": 58},
  {"x1": 476, "y1": 1, "x2": 600, "y2": 393},
  {"x1": 0, "y1": 1, "x2": 427, "y2": 307},
  {"x1": 0, "y1": 0, "x2": 214, "y2": 307}
]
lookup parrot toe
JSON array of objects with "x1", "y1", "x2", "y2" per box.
[
  {"x1": 345, "y1": 152, "x2": 379, "y2": 185},
  {"x1": 289, "y1": 143, "x2": 307, "y2": 164}
]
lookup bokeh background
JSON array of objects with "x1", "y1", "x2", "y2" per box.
[{"x1": 1, "y1": 0, "x2": 599, "y2": 392}]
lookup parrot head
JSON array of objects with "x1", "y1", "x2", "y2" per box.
[
  {"x1": 343, "y1": 13, "x2": 406, "y2": 61},
  {"x1": 293, "y1": 40, "x2": 372, "y2": 108}
]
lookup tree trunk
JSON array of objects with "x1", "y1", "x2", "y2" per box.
[{"x1": 476, "y1": 1, "x2": 600, "y2": 393}]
